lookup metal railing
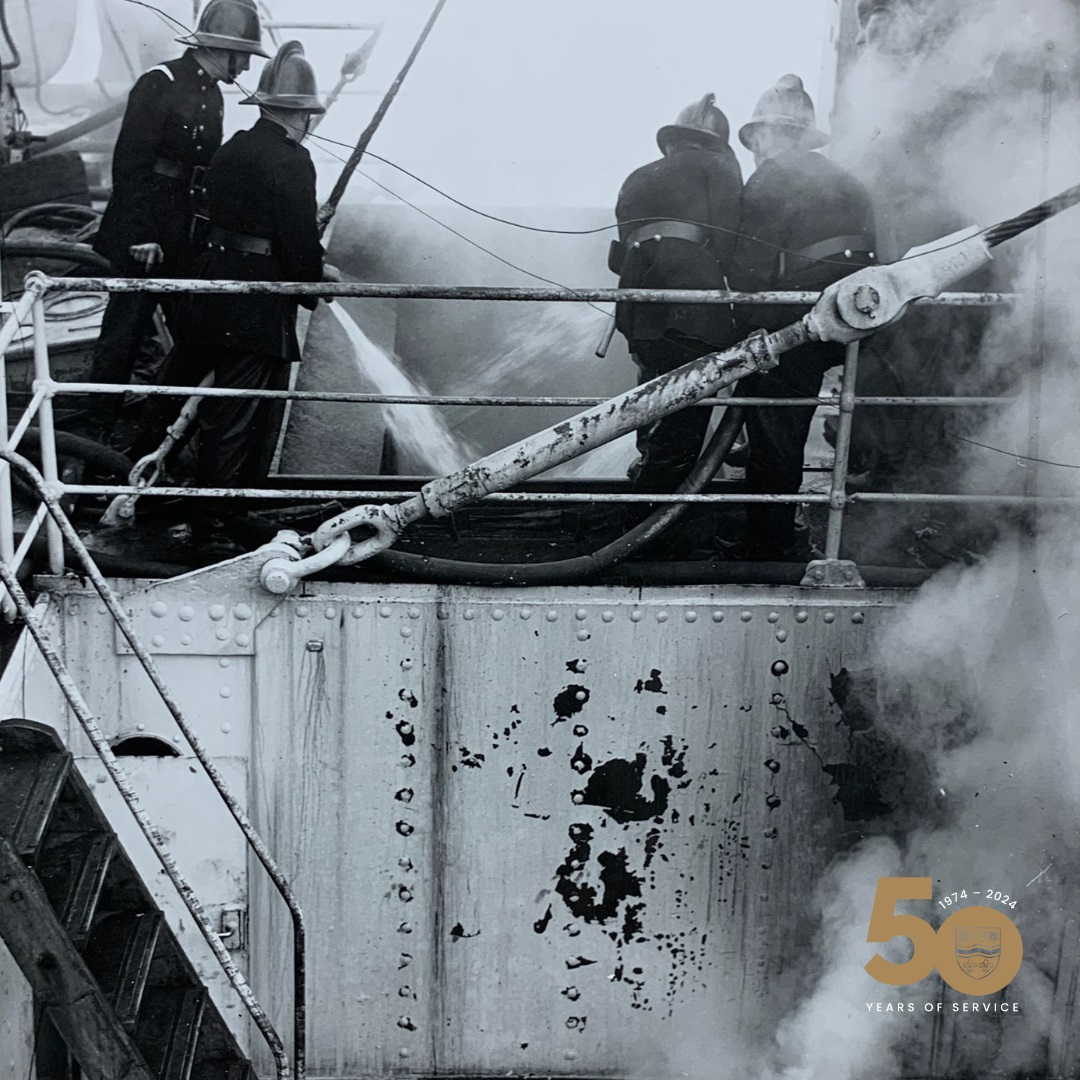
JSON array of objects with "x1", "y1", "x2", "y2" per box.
[
  {"x1": 5, "y1": 272, "x2": 1027, "y2": 584},
  {"x1": 0, "y1": 277, "x2": 309, "y2": 1079}
]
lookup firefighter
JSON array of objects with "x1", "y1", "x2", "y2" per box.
[
  {"x1": 729, "y1": 75, "x2": 877, "y2": 561},
  {"x1": 86, "y1": 0, "x2": 268, "y2": 446},
  {"x1": 168, "y1": 40, "x2": 335, "y2": 555},
  {"x1": 612, "y1": 93, "x2": 743, "y2": 493}
]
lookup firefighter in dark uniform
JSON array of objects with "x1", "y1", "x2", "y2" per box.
[
  {"x1": 170, "y1": 41, "x2": 334, "y2": 554},
  {"x1": 729, "y1": 75, "x2": 877, "y2": 560},
  {"x1": 86, "y1": 0, "x2": 268, "y2": 445},
  {"x1": 612, "y1": 94, "x2": 743, "y2": 492}
]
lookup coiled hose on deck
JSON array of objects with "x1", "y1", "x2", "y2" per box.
[{"x1": 369, "y1": 404, "x2": 745, "y2": 585}]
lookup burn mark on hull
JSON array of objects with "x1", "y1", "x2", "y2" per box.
[
  {"x1": 577, "y1": 754, "x2": 670, "y2": 824},
  {"x1": 634, "y1": 669, "x2": 666, "y2": 694},
  {"x1": 555, "y1": 822, "x2": 644, "y2": 925},
  {"x1": 554, "y1": 684, "x2": 590, "y2": 724}
]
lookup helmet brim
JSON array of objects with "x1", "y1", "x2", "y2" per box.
[
  {"x1": 738, "y1": 119, "x2": 830, "y2": 151},
  {"x1": 656, "y1": 123, "x2": 728, "y2": 154},
  {"x1": 240, "y1": 91, "x2": 327, "y2": 113},
  {"x1": 177, "y1": 33, "x2": 271, "y2": 59}
]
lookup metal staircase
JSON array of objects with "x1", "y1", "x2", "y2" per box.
[{"x1": 0, "y1": 718, "x2": 257, "y2": 1080}]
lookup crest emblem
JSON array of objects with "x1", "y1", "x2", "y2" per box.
[{"x1": 955, "y1": 926, "x2": 1001, "y2": 980}]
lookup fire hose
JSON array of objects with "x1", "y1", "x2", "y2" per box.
[{"x1": 257, "y1": 184, "x2": 1080, "y2": 595}]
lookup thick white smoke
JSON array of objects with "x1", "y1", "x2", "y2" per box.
[{"x1": 733, "y1": 2, "x2": 1080, "y2": 1078}]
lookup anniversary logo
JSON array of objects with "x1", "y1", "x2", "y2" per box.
[{"x1": 864, "y1": 877, "x2": 1025, "y2": 1011}]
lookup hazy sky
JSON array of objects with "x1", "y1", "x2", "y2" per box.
[{"x1": 289, "y1": 0, "x2": 838, "y2": 208}]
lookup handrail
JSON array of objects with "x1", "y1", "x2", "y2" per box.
[
  {"x1": 0, "y1": 553, "x2": 293, "y2": 1080},
  {"x1": 2, "y1": 449, "x2": 307, "y2": 1080},
  {"x1": 44, "y1": 379, "x2": 1019, "y2": 408},
  {"x1": 35, "y1": 274, "x2": 1015, "y2": 306}
]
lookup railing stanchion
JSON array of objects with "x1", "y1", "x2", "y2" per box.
[
  {"x1": 824, "y1": 341, "x2": 860, "y2": 561},
  {"x1": 31, "y1": 295, "x2": 63, "y2": 574},
  {"x1": 0, "y1": 303, "x2": 15, "y2": 617}
]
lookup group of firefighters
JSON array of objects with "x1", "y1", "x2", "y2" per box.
[{"x1": 85, "y1": 0, "x2": 875, "y2": 562}]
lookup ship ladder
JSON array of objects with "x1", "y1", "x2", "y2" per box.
[{"x1": 0, "y1": 718, "x2": 258, "y2": 1080}]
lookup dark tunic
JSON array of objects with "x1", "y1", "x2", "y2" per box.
[
  {"x1": 93, "y1": 49, "x2": 223, "y2": 273},
  {"x1": 728, "y1": 148, "x2": 878, "y2": 558},
  {"x1": 730, "y1": 148, "x2": 876, "y2": 329},
  {"x1": 183, "y1": 118, "x2": 324, "y2": 363},
  {"x1": 614, "y1": 145, "x2": 743, "y2": 349}
]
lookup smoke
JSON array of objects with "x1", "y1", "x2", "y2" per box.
[
  {"x1": 768, "y1": 841, "x2": 906, "y2": 1080},
  {"x1": 732, "y1": 3, "x2": 1080, "y2": 1079}
]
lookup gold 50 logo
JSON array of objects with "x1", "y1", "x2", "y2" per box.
[{"x1": 865, "y1": 878, "x2": 1023, "y2": 996}]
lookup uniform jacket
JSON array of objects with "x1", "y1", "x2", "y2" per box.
[
  {"x1": 93, "y1": 50, "x2": 224, "y2": 272},
  {"x1": 613, "y1": 146, "x2": 743, "y2": 350},
  {"x1": 729, "y1": 149, "x2": 876, "y2": 333},
  {"x1": 183, "y1": 118, "x2": 324, "y2": 362}
]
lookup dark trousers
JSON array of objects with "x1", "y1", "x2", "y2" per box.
[
  {"x1": 132, "y1": 344, "x2": 289, "y2": 518},
  {"x1": 627, "y1": 337, "x2": 716, "y2": 493},
  {"x1": 735, "y1": 340, "x2": 844, "y2": 558},
  {"x1": 86, "y1": 258, "x2": 176, "y2": 434}
]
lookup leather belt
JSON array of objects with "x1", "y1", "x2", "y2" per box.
[
  {"x1": 625, "y1": 220, "x2": 709, "y2": 249},
  {"x1": 207, "y1": 224, "x2": 274, "y2": 257},
  {"x1": 795, "y1": 234, "x2": 876, "y2": 261},
  {"x1": 152, "y1": 157, "x2": 186, "y2": 181}
]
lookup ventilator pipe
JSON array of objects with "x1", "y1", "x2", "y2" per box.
[{"x1": 367, "y1": 405, "x2": 745, "y2": 586}]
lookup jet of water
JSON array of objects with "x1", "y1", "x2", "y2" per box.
[{"x1": 327, "y1": 301, "x2": 479, "y2": 474}]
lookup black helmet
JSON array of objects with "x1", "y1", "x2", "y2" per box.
[
  {"x1": 656, "y1": 93, "x2": 730, "y2": 153},
  {"x1": 240, "y1": 40, "x2": 325, "y2": 112},
  {"x1": 177, "y1": 0, "x2": 269, "y2": 58}
]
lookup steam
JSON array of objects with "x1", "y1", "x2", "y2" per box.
[
  {"x1": 768, "y1": 841, "x2": 905, "y2": 1080},
  {"x1": 735, "y1": 3, "x2": 1080, "y2": 1079}
]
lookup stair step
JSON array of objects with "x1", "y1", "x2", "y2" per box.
[
  {"x1": 35, "y1": 831, "x2": 116, "y2": 947},
  {"x1": 85, "y1": 911, "x2": 163, "y2": 1030},
  {"x1": 0, "y1": 720, "x2": 259, "y2": 1080},
  {"x1": 0, "y1": 740, "x2": 70, "y2": 857},
  {"x1": 0, "y1": 836, "x2": 156, "y2": 1080},
  {"x1": 136, "y1": 985, "x2": 207, "y2": 1080}
]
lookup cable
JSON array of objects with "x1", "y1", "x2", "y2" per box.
[
  {"x1": 308, "y1": 129, "x2": 622, "y2": 315},
  {"x1": 120, "y1": 0, "x2": 191, "y2": 33},
  {"x1": 306, "y1": 133, "x2": 992, "y2": 272},
  {"x1": 0, "y1": 0, "x2": 20, "y2": 70}
]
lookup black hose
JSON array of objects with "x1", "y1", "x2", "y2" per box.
[
  {"x1": 369, "y1": 404, "x2": 745, "y2": 586},
  {"x1": 19, "y1": 428, "x2": 133, "y2": 480},
  {"x1": 1, "y1": 240, "x2": 112, "y2": 271},
  {"x1": 3, "y1": 203, "x2": 101, "y2": 237}
]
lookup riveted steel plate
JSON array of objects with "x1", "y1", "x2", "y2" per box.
[{"x1": 245, "y1": 583, "x2": 903, "y2": 1078}]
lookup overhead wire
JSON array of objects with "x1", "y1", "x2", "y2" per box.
[{"x1": 0, "y1": 0, "x2": 20, "y2": 69}]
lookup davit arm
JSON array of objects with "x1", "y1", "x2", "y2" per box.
[{"x1": 261, "y1": 184, "x2": 1080, "y2": 596}]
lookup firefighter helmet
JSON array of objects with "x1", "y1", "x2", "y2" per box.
[
  {"x1": 738, "y1": 74, "x2": 829, "y2": 150},
  {"x1": 656, "y1": 93, "x2": 730, "y2": 153},
  {"x1": 178, "y1": 0, "x2": 269, "y2": 57},
  {"x1": 240, "y1": 40, "x2": 325, "y2": 112}
]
